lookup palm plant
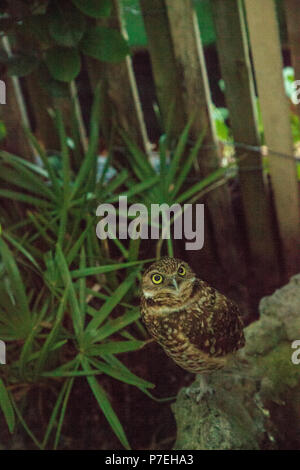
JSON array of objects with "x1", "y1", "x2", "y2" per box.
[
  {"x1": 0, "y1": 85, "x2": 156, "y2": 449},
  {"x1": 120, "y1": 119, "x2": 233, "y2": 258},
  {"x1": 0, "y1": 87, "x2": 234, "y2": 448}
]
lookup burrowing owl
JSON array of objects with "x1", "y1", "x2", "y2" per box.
[{"x1": 140, "y1": 257, "x2": 245, "y2": 375}]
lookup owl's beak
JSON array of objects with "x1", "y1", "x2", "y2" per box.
[{"x1": 168, "y1": 278, "x2": 179, "y2": 291}]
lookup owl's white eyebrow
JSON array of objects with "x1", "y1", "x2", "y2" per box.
[{"x1": 143, "y1": 291, "x2": 153, "y2": 298}]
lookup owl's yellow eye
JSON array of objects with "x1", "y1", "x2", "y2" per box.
[
  {"x1": 178, "y1": 265, "x2": 186, "y2": 276},
  {"x1": 151, "y1": 273, "x2": 163, "y2": 284}
]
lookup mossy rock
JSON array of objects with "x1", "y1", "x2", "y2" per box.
[
  {"x1": 172, "y1": 274, "x2": 300, "y2": 450},
  {"x1": 173, "y1": 374, "x2": 266, "y2": 450}
]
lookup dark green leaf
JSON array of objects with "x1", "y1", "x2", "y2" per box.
[
  {"x1": 81, "y1": 356, "x2": 130, "y2": 449},
  {"x1": 70, "y1": 81, "x2": 103, "y2": 197},
  {"x1": 90, "y1": 309, "x2": 140, "y2": 344},
  {"x1": 171, "y1": 126, "x2": 206, "y2": 198},
  {"x1": 56, "y1": 244, "x2": 84, "y2": 338},
  {"x1": 48, "y1": 2, "x2": 86, "y2": 47},
  {"x1": 0, "y1": 121, "x2": 6, "y2": 140},
  {"x1": 89, "y1": 358, "x2": 153, "y2": 389},
  {"x1": 88, "y1": 340, "x2": 146, "y2": 356},
  {"x1": 34, "y1": 286, "x2": 70, "y2": 379},
  {"x1": 85, "y1": 270, "x2": 140, "y2": 334},
  {"x1": 80, "y1": 26, "x2": 129, "y2": 63},
  {"x1": 39, "y1": 66, "x2": 70, "y2": 98},
  {"x1": 0, "y1": 379, "x2": 15, "y2": 433},
  {"x1": 0, "y1": 238, "x2": 30, "y2": 324},
  {"x1": 0, "y1": 189, "x2": 52, "y2": 208},
  {"x1": 7, "y1": 54, "x2": 40, "y2": 77},
  {"x1": 54, "y1": 376, "x2": 75, "y2": 449},
  {"x1": 19, "y1": 15, "x2": 52, "y2": 45},
  {"x1": 166, "y1": 117, "x2": 194, "y2": 188},
  {"x1": 3, "y1": 233, "x2": 39, "y2": 270},
  {"x1": 45, "y1": 47, "x2": 81, "y2": 82},
  {"x1": 72, "y1": 0, "x2": 111, "y2": 18},
  {"x1": 11, "y1": 399, "x2": 42, "y2": 449},
  {"x1": 71, "y1": 259, "x2": 153, "y2": 279},
  {"x1": 42, "y1": 381, "x2": 69, "y2": 448}
]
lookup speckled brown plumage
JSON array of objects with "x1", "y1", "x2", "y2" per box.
[{"x1": 140, "y1": 257, "x2": 245, "y2": 374}]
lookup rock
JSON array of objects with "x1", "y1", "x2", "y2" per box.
[
  {"x1": 243, "y1": 315, "x2": 285, "y2": 356},
  {"x1": 259, "y1": 274, "x2": 300, "y2": 341},
  {"x1": 172, "y1": 274, "x2": 300, "y2": 450},
  {"x1": 172, "y1": 373, "x2": 268, "y2": 450}
]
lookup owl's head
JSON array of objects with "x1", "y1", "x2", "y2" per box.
[{"x1": 141, "y1": 257, "x2": 195, "y2": 300}]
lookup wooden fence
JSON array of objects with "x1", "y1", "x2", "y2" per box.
[{"x1": 1, "y1": 0, "x2": 300, "y2": 289}]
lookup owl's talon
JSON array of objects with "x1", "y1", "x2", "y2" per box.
[{"x1": 185, "y1": 375, "x2": 215, "y2": 402}]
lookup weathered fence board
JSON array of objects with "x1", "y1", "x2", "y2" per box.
[
  {"x1": 140, "y1": 0, "x2": 217, "y2": 277},
  {"x1": 88, "y1": 0, "x2": 149, "y2": 153},
  {"x1": 139, "y1": 0, "x2": 186, "y2": 139},
  {"x1": 244, "y1": 0, "x2": 300, "y2": 278},
  {"x1": 141, "y1": 0, "x2": 245, "y2": 282},
  {"x1": 165, "y1": 0, "x2": 246, "y2": 281},
  {"x1": 211, "y1": 0, "x2": 279, "y2": 285}
]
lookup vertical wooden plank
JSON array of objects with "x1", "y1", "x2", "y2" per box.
[
  {"x1": 165, "y1": 0, "x2": 245, "y2": 281},
  {"x1": 284, "y1": 0, "x2": 300, "y2": 118},
  {"x1": 139, "y1": 0, "x2": 186, "y2": 138},
  {"x1": 140, "y1": 0, "x2": 218, "y2": 280},
  {"x1": 107, "y1": 0, "x2": 149, "y2": 152},
  {"x1": 88, "y1": 0, "x2": 149, "y2": 153},
  {"x1": 211, "y1": 0, "x2": 279, "y2": 285},
  {"x1": 244, "y1": 0, "x2": 300, "y2": 278},
  {"x1": 141, "y1": 0, "x2": 245, "y2": 282},
  {"x1": 164, "y1": 0, "x2": 217, "y2": 163}
]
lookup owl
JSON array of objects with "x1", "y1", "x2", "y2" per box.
[{"x1": 140, "y1": 257, "x2": 245, "y2": 376}]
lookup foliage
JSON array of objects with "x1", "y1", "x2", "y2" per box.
[
  {"x1": 0, "y1": 81, "x2": 232, "y2": 448},
  {"x1": 215, "y1": 67, "x2": 300, "y2": 177},
  {"x1": 282, "y1": 67, "x2": 300, "y2": 145},
  {"x1": 212, "y1": 104, "x2": 232, "y2": 143},
  {"x1": 121, "y1": 0, "x2": 216, "y2": 48},
  {"x1": 119, "y1": 117, "x2": 238, "y2": 260},
  {"x1": 0, "y1": 85, "x2": 155, "y2": 449},
  {"x1": 0, "y1": 0, "x2": 130, "y2": 94},
  {"x1": 0, "y1": 120, "x2": 7, "y2": 141}
]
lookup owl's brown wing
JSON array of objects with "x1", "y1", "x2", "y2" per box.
[{"x1": 184, "y1": 282, "x2": 245, "y2": 357}]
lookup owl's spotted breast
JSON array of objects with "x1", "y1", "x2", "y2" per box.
[
  {"x1": 140, "y1": 257, "x2": 245, "y2": 374},
  {"x1": 141, "y1": 304, "x2": 228, "y2": 373}
]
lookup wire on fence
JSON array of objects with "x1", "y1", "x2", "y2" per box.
[{"x1": 113, "y1": 138, "x2": 300, "y2": 198}]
